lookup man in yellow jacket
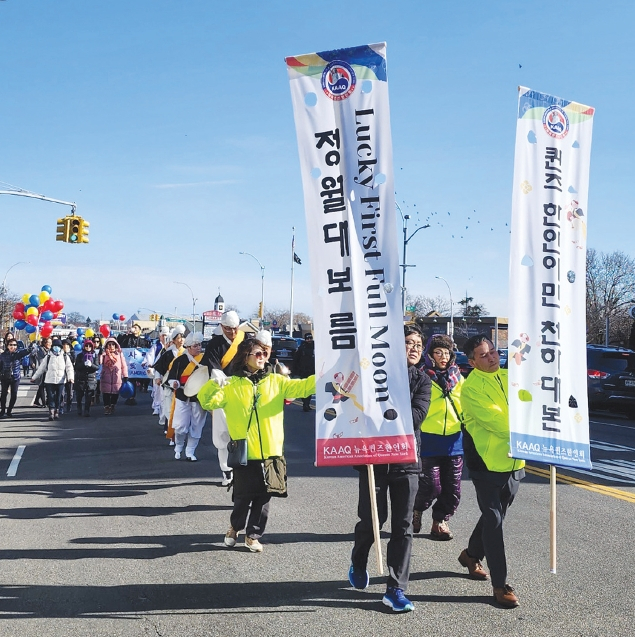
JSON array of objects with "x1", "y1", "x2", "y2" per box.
[{"x1": 458, "y1": 335, "x2": 525, "y2": 609}]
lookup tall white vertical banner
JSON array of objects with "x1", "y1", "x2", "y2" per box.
[
  {"x1": 286, "y1": 43, "x2": 415, "y2": 467},
  {"x1": 509, "y1": 87, "x2": 594, "y2": 470}
]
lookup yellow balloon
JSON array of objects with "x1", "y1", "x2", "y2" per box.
[
  {"x1": 22, "y1": 294, "x2": 30, "y2": 305},
  {"x1": 26, "y1": 307, "x2": 38, "y2": 316},
  {"x1": 39, "y1": 291, "x2": 50, "y2": 304},
  {"x1": 85, "y1": 328, "x2": 95, "y2": 337},
  {"x1": 72, "y1": 341, "x2": 79, "y2": 347},
  {"x1": 29, "y1": 333, "x2": 37, "y2": 342}
]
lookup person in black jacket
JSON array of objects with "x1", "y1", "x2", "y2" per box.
[
  {"x1": 74, "y1": 339, "x2": 100, "y2": 416},
  {"x1": 293, "y1": 334, "x2": 315, "y2": 411},
  {"x1": 117, "y1": 324, "x2": 150, "y2": 404},
  {"x1": 0, "y1": 339, "x2": 32, "y2": 418},
  {"x1": 348, "y1": 324, "x2": 431, "y2": 613}
]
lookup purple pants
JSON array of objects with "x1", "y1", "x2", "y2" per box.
[{"x1": 414, "y1": 455, "x2": 463, "y2": 521}]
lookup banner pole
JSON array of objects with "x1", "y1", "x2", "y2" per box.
[
  {"x1": 550, "y1": 464, "x2": 557, "y2": 574},
  {"x1": 367, "y1": 464, "x2": 383, "y2": 575}
]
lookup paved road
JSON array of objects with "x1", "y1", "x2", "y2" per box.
[{"x1": 0, "y1": 386, "x2": 633, "y2": 636}]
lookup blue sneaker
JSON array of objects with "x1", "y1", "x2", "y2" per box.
[
  {"x1": 348, "y1": 564, "x2": 369, "y2": 590},
  {"x1": 382, "y1": 587, "x2": 414, "y2": 612}
]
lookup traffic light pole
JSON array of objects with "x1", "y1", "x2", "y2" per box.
[{"x1": 0, "y1": 188, "x2": 76, "y2": 215}]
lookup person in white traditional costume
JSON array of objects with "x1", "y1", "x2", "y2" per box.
[
  {"x1": 167, "y1": 331, "x2": 208, "y2": 461},
  {"x1": 144, "y1": 326, "x2": 170, "y2": 417}
]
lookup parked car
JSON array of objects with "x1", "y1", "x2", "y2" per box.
[
  {"x1": 454, "y1": 351, "x2": 474, "y2": 377},
  {"x1": 587, "y1": 344, "x2": 635, "y2": 417},
  {"x1": 498, "y1": 348, "x2": 508, "y2": 368},
  {"x1": 270, "y1": 335, "x2": 299, "y2": 373}
]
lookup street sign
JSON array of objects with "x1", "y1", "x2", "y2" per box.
[
  {"x1": 272, "y1": 320, "x2": 278, "y2": 326},
  {"x1": 263, "y1": 321, "x2": 271, "y2": 326},
  {"x1": 406, "y1": 305, "x2": 416, "y2": 312}
]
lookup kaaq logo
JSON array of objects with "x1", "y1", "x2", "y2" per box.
[
  {"x1": 542, "y1": 105, "x2": 569, "y2": 139},
  {"x1": 321, "y1": 60, "x2": 356, "y2": 101}
]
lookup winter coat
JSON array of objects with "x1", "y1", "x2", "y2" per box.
[
  {"x1": 293, "y1": 341, "x2": 315, "y2": 378},
  {"x1": 32, "y1": 350, "x2": 75, "y2": 385},
  {"x1": 461, "y1": 367, "x2": 525, "y2": 473},
  {"x1": 74, "y1": 351, "x2": 101, "y2": 391},
  {"x1": 99, "y1": 338, "x2": 128, "y2": 394},
  {"x1": 0, "y1": 348, "x2": 31, "y2": 382},
  {"x1": 198, "y1": 369, "x2": 316, "y2": 459}
]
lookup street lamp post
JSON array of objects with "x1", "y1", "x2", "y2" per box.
[
  {"x1": 435, "y1": 276, "x2": 454, "y2": 339},
  {"x1": 239, "y1": 251, "x2": 265, "y2": 319},
  {"x1": 397, "y1": 203, "x2": 430, "y2": 316},
  {"x1": 1, "y1": 261, "x2": 30, "y2": 331},
  {"x1": 174, "y1": 282, "x2": 198, "y2": 332}
]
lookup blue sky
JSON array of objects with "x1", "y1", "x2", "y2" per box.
[{"x1": 1, "y1": 0, "x2": 633, "y2": 322}]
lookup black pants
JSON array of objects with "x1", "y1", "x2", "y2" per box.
[
  {"x1": 35, "y1": 383, "x2": 46, "y2": 405},
  {"x1": 230, "y1": 493, "x2": 272, "y2": 540},
  {"x1": 351, "y1": 468, "x2": 418, "y2": 591},
  {"x1": 63, "y1": 381, "x2": 73, "y2": 410},
  {"x1": 467, "y1": 470, "x2": 523, "y2": 588},
  {"x1": 45, "y1": 383, "x2": 63, "y2": 410},
  {"x1": 0, "y1": 379, "x2": 19, "y2": 415},
  {"x1": 75, "y1": 387, "x2": 94, "y2": 413},
  {"x1": 103, "y1": 393, "x2": 119, "y2": 407}
]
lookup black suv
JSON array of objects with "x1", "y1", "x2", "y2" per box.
[
  {"x1": 587, "y1": 344, "x2": 635, "y2": 417},
  {"x1": 270, "y1": 335, "x2": 299, "y2": 373}
]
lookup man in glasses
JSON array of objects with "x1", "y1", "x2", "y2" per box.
[
  {"x1": 293, "y1": 333, "x2": 315, "y2": 411},
  {"x1": 201, "y1": 311, "x2": 245, "y2": 485}
]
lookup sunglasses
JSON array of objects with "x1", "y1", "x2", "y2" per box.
[{"x1": 249, "y1": 350, "x2": 268, "y2": 359}]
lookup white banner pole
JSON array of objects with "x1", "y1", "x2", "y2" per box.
[
  {"x1": 367, "y1": 465, "x2": 383, "y2": 575},
  {"x1": 550, "y1": 464, "x2": 557, "y2": 574}
]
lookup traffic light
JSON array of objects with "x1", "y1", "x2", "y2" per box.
[
  {"x1": 78, "y1": 218, "x2": 90, "y2": 243},
  {"x1": 258, "y1": 302, "x2": 264, "y2": 318},
  {"x1": 68, "y1": 216, "x2": 81, "y2": 243},
  {"x1": 56, "y1": 217, "x2": 70, "y2": 242}
]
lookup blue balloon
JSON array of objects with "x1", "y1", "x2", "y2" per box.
[
  {"x1": 77, "y1": 327, "x2": 85, "y2": 335},
  {"x1": 14, "y1": 319, "x2": 26, "y2": 330},
  {"x1": 73, "y1": 344, "x2": 82, "y2": 352},
  {"x1": 29, "y1": 294, "x2": 40, "y2": 307},
  {"x1": 119, "y1": 381, "x2": 135, "y2": 399},
  {"x1": 78, "y1": 336, "x2": 85, "y2": 343},
  {"x1": 41, "y1": 310, "x2": 54, "y2": 321},
  {"x1": 41, "y1": 285, "x2": 52, "y2": 294},
  {"x1": 112, "y1": 313, "x2": 119, "y2": 320},
  {"x1": 25, "y1": 324, "x2": 36, "y2": 334}
]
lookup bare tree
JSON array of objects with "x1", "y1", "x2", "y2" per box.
[
  {"x1": 586, "y1": 248, "x2": 635, "y2": 345},
  {"x1": 406, "y1": 294, "x2": 450, "y2": 318},
  {"x1": 0, "y1": 286, "x2": 20, "y2": 334},
  {"x1": 261, "y1": 308, "x2": 313, "y2": 329},
  {"x1": 66, "y1": 311, "x2": 86, "y2": 326}
]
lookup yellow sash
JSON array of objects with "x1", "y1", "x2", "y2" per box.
[
  {"x1": 220, "y1": 330, "x2": 244, "y2": 369},
  {"x1": 182, "y1": 353, "x2": 204, "y2": 380}
]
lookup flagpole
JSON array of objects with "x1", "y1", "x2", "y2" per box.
[{"x1": 289, "y1": 227, "x2": 295, "y2": 337}]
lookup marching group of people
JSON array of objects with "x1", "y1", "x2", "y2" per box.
[{"x1": 1, "y1": 312, "x2": 522, "y2": 614}]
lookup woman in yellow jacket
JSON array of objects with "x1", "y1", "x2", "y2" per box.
[
  {"x1": 413, "y1": 334, "x2": 465, "y2": 540},
  {"x1": 198, "y1": 334, "x2": 315, "y2": 553}
]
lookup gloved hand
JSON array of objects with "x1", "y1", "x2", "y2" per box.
[
  {"x1": 210, "y1": 368, "x2": 228, "y2": 387},
  {"x1": 85, "y1": 360, "x2": 93, "y2": 367},
  {"x1": 170, "y1": 380, "x2": 180, "y2": 390}
]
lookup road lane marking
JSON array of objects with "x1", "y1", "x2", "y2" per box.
[
  {"x1": 526, "y1": 465, "x2": 635, "y2": 503},
  {"x1": 590, "y1": 419, "x2": 635, "y2": 430},
  {"x1": 6, "y1": 445, "x2": 26, "y2": 477}
]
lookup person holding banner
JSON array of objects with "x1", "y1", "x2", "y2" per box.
[
  {"x1": 412, "y1": 334, "x2": 464, "y2": 541},
  {"x1": 348, "y1": 325, "x2": 431, "y2": 613},
  {"x1": 198, "y1": 335, "x2": 315, "y2": 553},
  {"x1": 167, "y1": 332, "x2": 208, "y2": 461},
  {"x1": 201, "y1": 310, "x2": 244, "y2": 486},
  {"x1": 459, "y1": 335, "x2": 525, "y2": 609}
]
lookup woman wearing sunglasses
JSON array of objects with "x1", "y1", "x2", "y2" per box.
[
  {"x1": 0, "y1": 339, "x2": 32, "y2": 418},
  {"x1": 198, "y1": 332, "x2": 315, "y2": 553}
]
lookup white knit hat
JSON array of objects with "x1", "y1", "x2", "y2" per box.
[
  {"x1": 255, "y1": 329, "x2": 272, "y2": 348},
  {"x1": 169, "y1": 324, "x2": 186, "y2": 341},
  {"x1": 220, "y1": 311, "x2": 240, "y2": 328},
  {"x1": 184, "y1": 332, "x2": 204, "y2": 347}
]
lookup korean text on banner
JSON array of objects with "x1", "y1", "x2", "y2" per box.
[
  {"x1": 509, "y1": 87, "x2": 594, "y2": 470},
  {"x1": 286, "y1": 43, "x2": 415, "y2": 467}
]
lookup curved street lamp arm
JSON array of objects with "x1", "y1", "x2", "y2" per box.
[{"x1": 0, "y1": 190, "x2": 76, "y2": 214}]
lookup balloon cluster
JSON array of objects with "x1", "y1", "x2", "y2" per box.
[
  {"x1": 112, "y1": 312, "x2": 126, "y2": 321},
  {"x1": 12, "y1": 285, "x2": 64, "y2": 342},
  {"x1": 71, "y1": 327, "x2": 98, "y2": 352}
]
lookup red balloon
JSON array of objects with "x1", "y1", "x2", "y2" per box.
[
  {"x1": 26, "y1": 314, "x2": 39, "y2": 327},
  {"x1": 99, "y1": 324, "x2": 110, "y2": 337},
  {"x1": 12, "y1": 310, "x2": 25, "y2": 320},
  {"x1": 55, "y1": 300, "x2": 65, "y2": 312},
  {"x1": 38, "y1": 305, "x2": 44, "y2": 313},
  {"x1": 43, "y1": 299, "x2": 54, "y2": 311},
  {"x1": 40, "y1": 323, "x2": 53, "y2": 338},
  {"x1": 14, "y1": 302, "x2": 25, "y2": 312},
  {"x1": 119, "y1": 314, "x2": 125, "y2": 321}
]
